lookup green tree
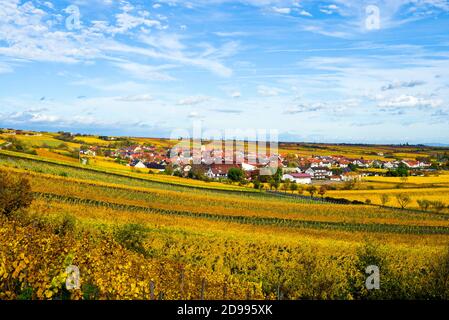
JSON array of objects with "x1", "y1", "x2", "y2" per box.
[
  {"x1": 282, "y1": 180, "x2": 291, "y2": 193},
  {"x1": 269, "y1": 178, "x2": 280, "y2": 191},
  {"x1": 289, "y1": 181, "x2": 298, "y2": 193},
  {"x1": 227, "y1": 168, "x2": 244, "y2": 182},
  {"x1": 396, "y1": 163, "x2": 409, "y2": 177},
  {"x1": 253, "y1": 179, "x2": 261, "y2": 190}
]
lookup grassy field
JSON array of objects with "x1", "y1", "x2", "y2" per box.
[{"x1": 1, "y1": 147, "x2": 449, "y2": 300}]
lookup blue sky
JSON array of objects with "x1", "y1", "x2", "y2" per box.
[{"x1": 0, "y1": 0, "x2": 449, "y2": 143}]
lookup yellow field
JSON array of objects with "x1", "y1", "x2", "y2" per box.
[
  {"x1": 2, "y1": 132, "x2": 449, "y2": 300},
  {"x1": 36, "y1": 148, "x2": 79, "y2": 164},
  {"x1": 328, "y1": 187, "x2": 449, "y2": 211},
  {"x1": 2, "y1": 158, "x2": 449, "y2": 300},
  {"x1": 363, "y1": 174, "x2": 449, "y2": 186},
  {"x1": 0, "y1": 133, "x2": 81, "y2": 149},
  {"x1": 73, "y1": 136, "x2": 112, "y2": 146}
]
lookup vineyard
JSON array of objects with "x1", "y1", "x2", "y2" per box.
[{"x1": 1, "y1": 149, "x2": 449, "y2": 300}]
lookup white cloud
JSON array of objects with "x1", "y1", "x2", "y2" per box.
[
  {"x1": 8, "y1": 110, "x2": 60, "y2": 123},
  {"x1": 320, "y1": 4, "x2": 339, "y2": 15},
  {"x1": 272, "y1": 7, "x2": 291, "y2": 14},
  {"x1": 299, "y1": 10, "x2": 313, "y2": 17},
  {"x1": 257, "y1": 85, "x2": 286, "y2": 97},
  {"x1": 214, "y1": 31, "x2": 249, "y2": 37},
  {"x1": 177, "y1": 95, "x2": 210, "y2": 105},
  {"x1": 114, "y1": 61, "x2": 176, "y2": 81},
  {"x1": 381, "y1": 80, "x2": 426, "y2": 91},
  {"x1": 116, "y1": 94, "x2": 153, "y2": 102},
  {"x1": 0, "y1": 1, "x2": 234, "y2": 79},
  {"x1": 378, "y1": 95, "x2": 443, "y2": 108},
  {"x1": 71, "y1": 78, "x2": 149, "y2": 93},
  {"x1": 231, "y1": 91, "x2": 241, "y2": 98}
]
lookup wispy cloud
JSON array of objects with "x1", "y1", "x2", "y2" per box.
[{"x1": 177, "y1": 95, "x2": 210, "y2": 106}]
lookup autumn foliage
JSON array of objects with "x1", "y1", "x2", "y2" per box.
[{"x1": 0, "y1": 170, "x2": 33, "y2": 217}]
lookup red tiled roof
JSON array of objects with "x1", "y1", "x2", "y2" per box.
[
  {"x1": 290, "y1": 173, "x2": 312, "y2": 179},
  {"x1": 209, "y1": 163, "x2": 241, "y2": 175}
]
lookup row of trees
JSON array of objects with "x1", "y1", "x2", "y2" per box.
[
  {"x1": 263, "y1": 179, "x2": 329, "y2": 198},
  {"x1": 378, "y1": 194, "x2": 447, "y2": 212}
]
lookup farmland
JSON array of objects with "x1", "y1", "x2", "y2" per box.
[
  {"x1": 326, "y1": 174, "x2": 449, "y2": 213},
  {"x1": 1, "y1": 146, "x2": 449, "y2": 300},
  {"x1": 1, "y1": 130, "x2": 449, "y2": 300}
]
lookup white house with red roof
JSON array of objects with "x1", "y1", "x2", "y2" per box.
[{"x1": 282, "y1": 173, "x2": 312, "y2": 184}]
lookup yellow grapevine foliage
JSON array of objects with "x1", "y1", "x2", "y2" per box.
[
  {"x1": 0, "y1": 217, "x2": 263, "y2": 300},
  {"x1": 1, "y1": 159, "x2": 449, "y2": 300}
]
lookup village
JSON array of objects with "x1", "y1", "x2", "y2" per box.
[{"x1": 79, "y1": 142, "x2": 436, "y2": 185}]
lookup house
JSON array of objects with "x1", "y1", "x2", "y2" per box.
[
  {"x1": 352, "y1": 159, "x2": 371, "y2": 168},
  {"x1": 383, "y1": 161, "x2": 397, "y2": 169},
  {"x1": 402, "y1": 160, "x2": 430, "y2": 169},
  {"x1": 146, "y1": 162, "x2": 166, "y2": 172},
  {"x1": 337, "y1": 159, "x2": 351, "y2": 168},
  {"x1": 330, "y1": 175, "x2": 342, "y2": 181},
  {"x1": 80, "y1": 149, "x2": 96, "y2": 157},
  {"x1": 308, "y1": 159, "x2": 322, "y2": 168},
  {"x1": 305, "y1": 167, "x2": 332, "y2": 180},
  {"x1": 206, "y1": 164, "x2": 241, "y2": 179},
  {"x1": 133, "y1": 161, "x2": 147, "y2": 169},
  {"x1": 242, "y1": 162, "x2": 257, "y2": 171},
  {"x1": 282, "y1": 173, "x2": 312, "y2": 185},
  {"x1": 282, "y1": 167, "x2": 301, "y2": 174},
  {"x1": 371, "y1": 160, "x2": 383, "y2": 168},
  {"x1": 182, "y1": 164, "x2": 192, "y2": 174}
]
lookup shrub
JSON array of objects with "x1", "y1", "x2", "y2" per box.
[
  {"x1": 289, "y1": 181, "x2": 298, "y2": 193},
  {"x1": 343, "y1": 180, "x2": 356, "y2": 190},
  {"x1": 114, "y1": 223, "x2": 148, "y2": 254},
  {"x1": 0, "y1": 170, "x2": 33, "y2": 217},
  {"x1": 431, "y1": 201, "x2": 446, "y2": 213},
  {"x1": 379, "y1": 194, "x2": 390, "y2": 207},
  {"x1": 253, "y1": 179, "x2": 261, "y2": 190},
  {"x1": 429, "y1": 246, "x2": 449, "y2": 299},
  {"x1": 417, "y1": 199, "x2": 431, "y2": 212},
  {"x1": 54, "y1": 214, "x2": 76, "y2": 236},
  {"x1": 352, "y1": 241, "x2": 384, "y2": 298}
]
